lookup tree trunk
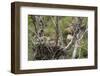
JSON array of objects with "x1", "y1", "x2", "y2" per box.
[{"x1": 72, "y1": 40, "x2": 79, "y2": 58}]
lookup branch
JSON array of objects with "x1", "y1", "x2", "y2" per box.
[
  {"x1": 63, "y1": 37, "x2": 74, "y2": 50},
  {"x1": 72, "y1": 40, "x2": 78, "y2": 58},
  {"x1": 72, "y1": 28, "x2": 88, "y2": 58},
  {"x1": 79, "y1": 29, "x2": 88, "y2": 41}
]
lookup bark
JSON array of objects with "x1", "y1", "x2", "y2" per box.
[
  {"x1": 31, "y1": 16, "x2": 45, "y2": 44},
  {"x1": 72, "y1": 28, "x2": 87, "y2": 58},
  {"x1": 72, "y1": 40, "x2": 79, "y2": 58},
  {"x1": 55, "y1": 16, "x2": 64, "y2": 47},
  {"x1": 55, "y1": 16, "x2": 59, "y2": 46}
]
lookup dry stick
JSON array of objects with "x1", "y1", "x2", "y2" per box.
[
  {"x1": 31, "y1": 16, "x2": 39, "y2": 59},
  {"x1": 63, "y1": 31, "x2": 77, "y2": 52},
  {"x1": 78, "y1": 48, "x2": 81, "y2": 58},
  {"x1": 33, "y1": 48, "x2": 37, "y2": 60},
  {"x1": 50, "y1": 17, "x2": 58, "y2": 46},
  {"x1": 40, "y1": 16, "x2": 54, "y2": 57},
  {"x1": 31, "y1": 16, "x2": 41, "y2": 43},
  {"x1": 56, "y1": 17, "x2": 64, "y2": 47},
  {"x1": 63, "y1": 37, "x2": 74, "y2": 50},
  {"x1": 72, "y1": 29, "x2": 88, "y2": 58},
  {"x1": 31, "y1": 16, "x2": 53, "y2": 59},
  {"x1": 71, "y1": 17, "x2": 83, "y2": 58},
  {"x1": 31, "y1": 16, "x2": 39, "y2": 45},
  {"x1": 72, "y1": 30, "x2": 82, "y2": 59},
  {"x1": 36, "y1": 16, "x2": 45, "y2": 44},
  {"x1": 39, "y1": 16, "x2": 54, "y2": 57},
  {"x1": 79, "y1": 29, "x2": 88, "y2": 41},
  {"x1": 63, "y1": 17, "x2": 81, "y2": 52},
  {"x1": 78, "y1": 29, "x2": 88, "y2": 58},
  {"x1": 57, "y1": 17, "x2": 64, "y2": 47},
  {"x1": 72, "y1": 39, "x2": 79, "y2": 58},
  {"x1": 72, "y1": 31, "x2": 81, "y2": 59},
  {"x1": 41, "y1": 16, "x2": 54, "y2": 55},
  {"x1": 50, "y1": 16, "x2": 65, "y2": 59},
  {"x1": 31, "y1": 16, "x2": 45, "y2": 59},
  {"x1": 31, "y1": 16, "x2": 38, "y2": 34},
  {"x1": 55, "y1": 16, "x2": 59, "y2": 46},
  {"x1": 50, "y1": 17, "x2": 58, "y2": 59},
  {"x1": 50, "y1": 16, "x2": 64, "y2": 47}
]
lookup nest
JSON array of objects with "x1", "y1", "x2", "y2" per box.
[{"x1": 32, "y1": 44, "x2": 66, "y2": 60}]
